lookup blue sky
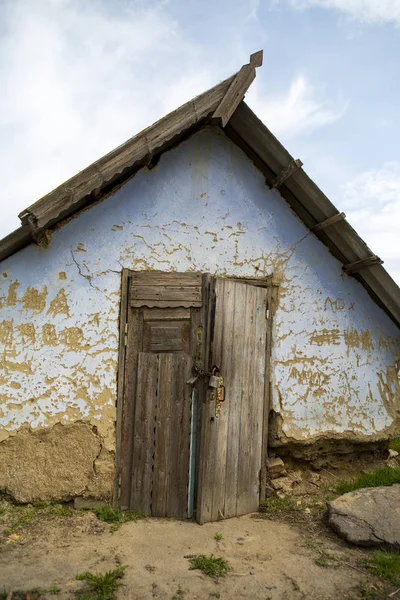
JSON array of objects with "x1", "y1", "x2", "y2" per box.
[{"x1": 0, "y1": 0, "x2": 399, "y2": 282}]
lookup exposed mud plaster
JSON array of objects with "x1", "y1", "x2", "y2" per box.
[
  {"x1": 6, "y1": 281, "x2": 20, "y2": 306},
  {"x1": 0, "y1": 126, "x2": 398, "y2": 475},
  {"x1": 22, "y1": 286, "x2": 48, "y2": 312},
  {"x1": 0, "y1": 422, "x2": 114, "y2": 503},
  {"x1": 47, "y1": 288, "x2": 70, "y2": 318}
]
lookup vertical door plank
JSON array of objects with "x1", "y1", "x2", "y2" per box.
[
  {"x1": 211, "y1": 279, "x2": 237, "y2": 521},
  {"x1": 223, "y1": 281, "x2": 249, "y2": 518},
  {"x1": 237, "y1": 286, "x2": 267, "y2": 515},
  {"x1": 152, "y1": 354, "x2": 173, "y2": 517},
  {"x1": 195, "y1": 276, "x2": 216, "y2": 525},
  {"x1": 168, "y1": 354, "x2": 192, "y2": 518},
  {"x1": 120, "y1": 308, "x2": 143, "y2": 509},
  {"x1": 130, "y1": 353, "x2": 158, "y2": 514}
]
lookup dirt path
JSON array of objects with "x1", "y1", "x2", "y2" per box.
[{"x1": 0, "y1": 509, "x2": 381, "y2": 599}]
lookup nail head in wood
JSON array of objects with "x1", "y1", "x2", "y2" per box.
[
  {"x1": 270, "y1": 159, "x2": 303, "y2": 189},
  {"x1": 343, "y1": 255, "x2": 383, "y2": 275},
  {"x1": 311, "y1": 212, "x2": 346, "y2": 232}
]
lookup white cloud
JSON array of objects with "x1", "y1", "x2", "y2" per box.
[
  {"x1": 340, "y1": 162, "x2": 400, "y2": 284},
  {"x1": 0, "y1": 0, "x2": 216, "y2": 238},
  {"x1": 247, "y1": 75, "x2": 348, "y2": 141},
  {"x1": 285, "y1": 0, "x2": 400, "y2": 26}
]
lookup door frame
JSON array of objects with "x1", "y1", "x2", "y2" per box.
[{"x1": 113, "y1": 269, "x2": 277, "y2": 510}]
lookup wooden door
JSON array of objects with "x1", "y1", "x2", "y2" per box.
[
  {"x1": 118, "y1": 272, "x2": 202, "y2": 518},
  {"x1": 196, "y1": 278, "x2": 268, "y2": 524}
]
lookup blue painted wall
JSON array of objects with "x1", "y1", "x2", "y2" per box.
[{"x1": 0, "y1": 126, "x2": 399, "y2": 452}]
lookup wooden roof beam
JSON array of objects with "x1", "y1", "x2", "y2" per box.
[
  {"x1": 270, "y1": 158, "x2": 303, "y2": 189},
  {"x1": 212, "y1": 50, "x2": 263, "y2": 127},
  {"x1": 343, "y1": 255, "x2": 383, "y2": 275},
  {"x1": 311, "y1": 212, "x2": 346, "y2": 232}
]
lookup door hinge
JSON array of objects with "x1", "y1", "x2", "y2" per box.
[{"x1": 124, "y1": 323, "x2": 128, "y2": 347}]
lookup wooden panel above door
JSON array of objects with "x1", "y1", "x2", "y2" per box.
[{"x1": 130, "y1": 271, "x2": 202, "y2": 308}]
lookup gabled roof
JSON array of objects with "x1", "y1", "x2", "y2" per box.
[{"x1": 1, "y1": 51, "x2": 399, "y2": 328}]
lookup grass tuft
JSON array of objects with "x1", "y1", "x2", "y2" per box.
[
  {"x1": 188, "y1": 554, "x2": 230, "y2": 578},
  {"x1": 335, "y1": 467, "x2": 400, "y2": 495},
  {"x1": 389, "y1": 437, "x2": 400, "y2": 454},
  {"x1": 93, "y1": 506, "x2": 146, "y2": 532},
  {"x1": 76, "y1": 565, "x2": 125, "y2": 600},
  {"x1": 214, "y1": 532, "x2": 223, "y2": 542},
  {"x1": 258, "y1": 496, "x2": 297, "y2": 516},
  {"x1": 364, "y1": 551, "x2": 400, "y2": 585}
]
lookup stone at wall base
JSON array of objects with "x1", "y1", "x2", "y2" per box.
[{"x1": 74, "y1": 497, "x2": 107, "y2": 510}]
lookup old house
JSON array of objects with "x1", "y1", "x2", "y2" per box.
[{"x1": 0, "y1": 52, "x2": 399, "y2": 523}]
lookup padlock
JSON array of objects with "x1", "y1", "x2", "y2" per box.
[{"x1": 209, "y1": 374, "x2": 221, "y2": 388}]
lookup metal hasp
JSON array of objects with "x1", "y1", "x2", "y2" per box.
[
  {"x1": 270, "y1": 159, "x2": 303, "y2": 189},
  {"x1": 343, "y1": 255, "x2": 384, "y2": 275},
  {"x1": 212, "y1": 50, "x2": 263, "y2": 127}
]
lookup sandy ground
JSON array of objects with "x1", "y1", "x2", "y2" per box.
[{"x1": 0, "y1": 509, "x2": 386, "y2": 600}]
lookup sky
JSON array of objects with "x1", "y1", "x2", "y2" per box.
[{"x1": 0, "y1": 0, "x2": 399, "y2": 284}]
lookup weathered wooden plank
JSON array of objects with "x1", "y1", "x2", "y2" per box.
[
  {"x1": 167, "y1": 354, "x2": 192, "y2": 518},
  {"x1": 211, "y1": 278, "x2": 237, "y2": 521},
  {"x1": 213, "y1": 51, "x2": 263, "y2": 127},
  {"x1": 195, "y1": 275, "x2": 216, "y2": 525},
  {"x1": 131, "y1": 272, "x2": 202, "y2": 286},
  {"x1": 311, "y1": 212, "x2": 346, "y2": 232},
  {"x1": 237, "y1": 286, "x2": 267, "y2": 515},
  {"x1": 270, "y1": 159, "x2": 303, "y2": 190},
  {"x1": 236, "y1": 284, "x2": 256, "y2": 516},
  {"x1": 223, "y1": 281, "x2": 249, "y2": 519},
  {"x1": 131, "y1": 285, "x2": 202, "y2": 302},
  {"x1": 260, "y1": 284, "x2": 274, "y2": 502},
  {"x1": 132, "y1": 299, "x2": 202, "y2": 309},
  {"x1": 119, "y1": 306, "x2": 143, "y2": 509},
  {"x1": 152, "y1": 354, "x2": 173, "y2": 517},
  {"x1": 343, "y1": 255, "x2": 383, "y2": 275},
  {"x1": 130, "y1": 353, "x2": 158, "y2": 514},
  {"x1": 142, "y1": 308, "x2": 191, "y2": 321},
  {"x1": 0, "y1": 225, "x2": 32, "y2": 263},
  {"x1": 114, "y1": 269, "x2": 130, "y2": 507},
  {"x1": 143, "y1": 320, "x2": 190, "y2": 354}
]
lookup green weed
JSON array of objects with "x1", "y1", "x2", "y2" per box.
[
  {"x1": 315, "y1": 557, "x2": 330, "y2": 567},
  {"x1": 335, "y1": 467, "x2": 400, "y2": 495},
  {"x1": 3, "y1": 528, "x2": 12, "y2": 536},
  {"x1": 93, "y1": 506, "x2": 145, "y2": 531},
  {"x1": 188, "y1": 554, "x2": 231, "y2": 578},
  {"x1": 258, "y1": 496, "x2": 297, "y2": 516},
  {"x1": 171, "y1": 586, "x2": 185, "y2": 599},
  {"x1": 364, "y1": 551, "x2": 400, "y2": 585},
  {"x1": 214, "y1": 532, "x2": 223, "y2": 541},
  {"x1": 389, "y1": 437, "x2": 400, "y2": 454},
  {"x1": 76, "y1": 565, "x2": 125, "y2": 600},
  {"x1": 358, "y1": 582, "x2": 383, "y2": 600},
  {"x1": 48, "y1": 586, "x2": 62, "y2": 595},
  {"x1": 45, "y1": 504, "x2": 73, "y2": 518},
  {"x1": 14, "y1": 508, "x2": 35, "y2": 528}
]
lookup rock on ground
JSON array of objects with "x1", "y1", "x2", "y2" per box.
[{"x1": 327, "y1": 484, "x2": 400, "y2": 550}]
